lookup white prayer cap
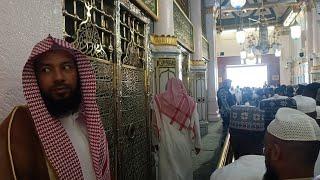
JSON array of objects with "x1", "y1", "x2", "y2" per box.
[
  {"x1": 267, "y1": 108, "x2": 320, "y2": 141},
  {"x1": 293, "y1": 95, "x2": 316, "y2": 113}
]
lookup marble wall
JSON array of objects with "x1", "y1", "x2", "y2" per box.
[{"x1": 0, "y1": 1, "x2": 63, "y2": 120}]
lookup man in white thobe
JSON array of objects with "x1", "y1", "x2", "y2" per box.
[{"x1": 152, "y1": 78, "x2": 201, "y2": 180}]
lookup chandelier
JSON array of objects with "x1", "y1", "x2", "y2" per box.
[
  {"x1": 230, "y1": 0, "x2": 246, "y2": 9},
  {"x1": 246, "y1": 25, "x2": 281, "y2": 56},
  {"x1": 239, "y1": 26, "x2": 282, "y2": 64}
]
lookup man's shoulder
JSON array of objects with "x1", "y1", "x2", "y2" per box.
[
  {"x1": 0, "y1": 105, "x2": 34, "y2": 140},
  {"x1": 211, "y1": 156, "x2": 265, "y2": 180}
]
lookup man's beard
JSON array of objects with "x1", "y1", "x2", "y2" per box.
[
  {"x1": 41, "y1": 86, "x2": 81, "y2": 118},
  {"x1": 263, "y1": 161, "x2": 279, "y2": 180}
]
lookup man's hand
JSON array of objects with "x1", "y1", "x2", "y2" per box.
[{"x1": 195, "y1": 148, "x2": 200, "y2": 155}]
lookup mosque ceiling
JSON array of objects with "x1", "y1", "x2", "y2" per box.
[{"x1": 215, "y1": 0, "x2": 302, "y2": 30}]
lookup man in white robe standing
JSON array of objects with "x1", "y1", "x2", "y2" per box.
[{"x1": 152, "y1": 77, "x2": 201, "y2": 180}]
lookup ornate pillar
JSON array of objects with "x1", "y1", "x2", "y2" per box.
[
  {"x1": 190, "y1": 0, "x2": 208, "y2": 136},
  {"x1": 151, "y1": 0, "x2": 180, "y2": 94},
  {"x1": 205, "y1": 6, "x2": 220, "y2": 122}
]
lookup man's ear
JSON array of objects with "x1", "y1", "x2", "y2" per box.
[{"x1": 270, "y1": 143, "x2": 281, "y2": 161}]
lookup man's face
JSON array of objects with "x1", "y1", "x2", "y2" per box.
[
  {"x1": 263, "y1": 133, "x2": 279, "y2": 180},
  {"x1": 35, "y1": 49, "x2": 81, "y2": 117},
  {"x1": 36, "y1": 50, "x2": 78, "y2": 101},
  {"x1": 227, "y1": 81, "x2": 232, "y2": 89}
]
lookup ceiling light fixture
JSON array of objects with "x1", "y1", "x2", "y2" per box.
[
  {"x1": 230, "y1": 0, "x2": 246, "y2": 9},
  {"x1": 290, "y1": 21, "x2": 301, "y2": 39}
]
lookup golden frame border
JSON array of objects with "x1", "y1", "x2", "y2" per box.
[
  {"x1": 173, "y1": 0, "x2": 194, "y2": 52},
  {"x1": 131, "y1": 0, "x2": 159, "y2": 21}
]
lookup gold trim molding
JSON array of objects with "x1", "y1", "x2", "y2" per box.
[
  {"x1": 150, "y1": 35, "x2": 178, "y2": 46},
  {"x1": 190, "y1": 60, "x2": 207, "y2": 66}
]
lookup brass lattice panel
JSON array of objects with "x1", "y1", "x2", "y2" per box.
[
  {"x1": 120, "y1": 120, "x2": 149, "y2": 180},
  {"x1": 63, "y1": 0, "x2": 115, "y2": 60},
  {"x1": 63, "y1": 1, "x2": 152, "y2": 179},
  {"x1": 120, "y1": 7, "x2": 146, "y2": 68},
  {"x1": 90, "y1": 59, "x2": 116, "y2": 176}
]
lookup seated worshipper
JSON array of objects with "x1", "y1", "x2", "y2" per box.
[
  {"x1": 217, "y1": 79, "x2": 236, "y2": 129},
  {"x1": 268, "y1": 87, "x2": 287, "y2": 99},
  {"x1": 0, "y1": 36, "x2": 110, "y2": 179},
  {"x1": 293, "y1": 95, "x2": 317, "y2": 119},
  {"x1": 286, "y1": 85, "x2": 294, "y2": 97},
  {"x1": 210, "y1": 105, "x2": 265, "y2": 180},
  {"x1": 152, "y1": 78, "x2": 201, "y2": 180},
  {"x1": 302, "y1": 82, "x2": 320, "y2": 100},
  {"x1": 296, "y1": 84, "x2": 306, "y2": 95},
  {"x1": 264, "y1": 108, "x2": 320, "y2": 180},
  {"x1": 316, "y1": 88, "x2": 320, "y2": 106},
  {"x1": 259, "y1": 97, "x2": 297, "y2": 128},
  {"x1": 264, "y1": 87, "x2": 275, "y2": 98}
]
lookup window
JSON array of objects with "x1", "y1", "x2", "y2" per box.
[{"x1": 226, "y1": 65, "x2": 268, "y2": 88}]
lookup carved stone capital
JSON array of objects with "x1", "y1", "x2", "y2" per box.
[{"x1": 150, "y1": 34, "x2": 178, "y2": 46}]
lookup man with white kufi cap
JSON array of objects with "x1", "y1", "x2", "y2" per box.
[
  {"x1": 292, "y1": 95, "x2": 317, "y2": 119},
  {"x1": 264, "y1": 108, "x2": 320, "y2": 180}
]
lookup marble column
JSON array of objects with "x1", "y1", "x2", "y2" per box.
[
  {"x1": 190, "y1": 0, "x2": 209, "y2": 136},
  {"x1": 151, "y1": 0, "x2": 180, "y2": 94},
  {"x1": 313, "y1": 8, "x2": 320, "y2": 56},
  {"x1": 306, "y1": 7, "x2": 313, "y2": 59},
  {"x1": 305, "y1": 6, "x2": 313, "y2": 82},
  {"x1": 190, "y1": 0, "x2": 202, "y2": 60},
  {"x1": 311, "y1": 6, "x2": 320, "y2": 81},
  {"x1": 205, "y1": 7, "x2": 220, "y2": 122},
  {"x1": 154, "y1": 0, "x2": 174, "y2": 35}
]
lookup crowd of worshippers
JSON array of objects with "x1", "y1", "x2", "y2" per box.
[
  {"x1": 230, "y1": 84, "x2": 301, "y2": 107},
  {"x1": 214, "y1": 79, "x2": 320, "y2": 180}
]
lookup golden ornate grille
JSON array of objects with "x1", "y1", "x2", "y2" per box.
[{"x1": 63, "y1": 0, "x2": 152, "y2": 179}]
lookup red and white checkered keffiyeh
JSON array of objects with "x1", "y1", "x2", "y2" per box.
[
  {"x1": 155, "y1": 78, "x2": 196, "y2": 132},
  {"x1": 22, "y1": 35, "x2": 110, "y2": 180}
]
